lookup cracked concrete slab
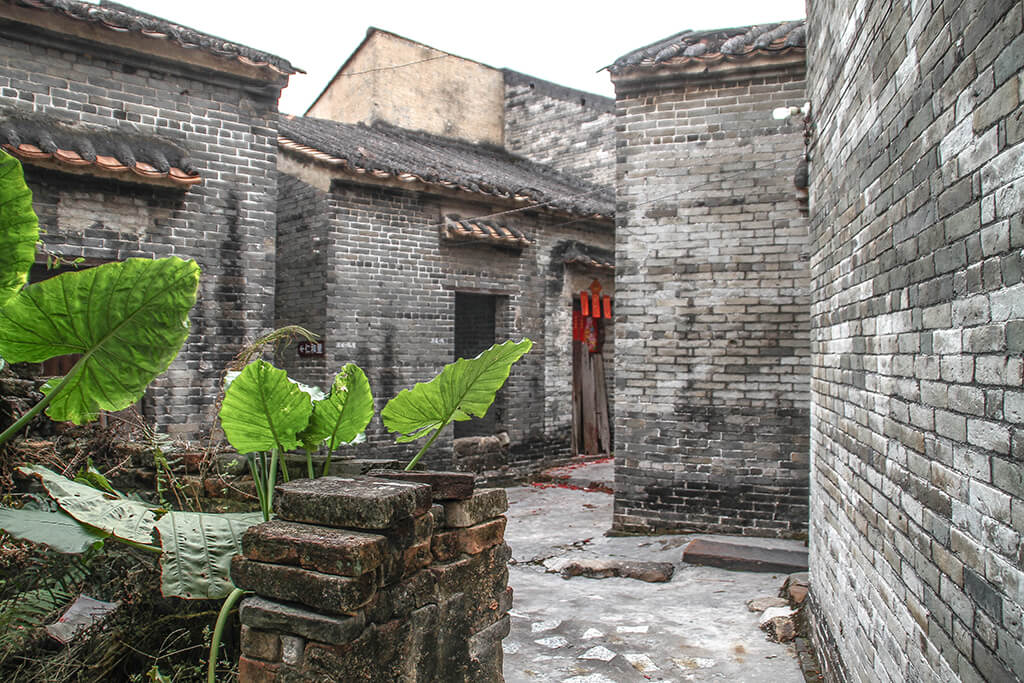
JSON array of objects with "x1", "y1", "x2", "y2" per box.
[{"x1": 503, "y1": 470, "x2": 805, "y2": 682}]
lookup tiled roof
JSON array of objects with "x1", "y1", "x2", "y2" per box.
[
  {"x1": 8, "y1": 0, "x2": 299, "y2": 76},
  {"x1": 279, "y1": 116, "x2": 614, "y2": 219},
  {"x1": 562, "y1": 243, "x2": 614, "y2": 271},
  {"x1": 0, "y1": 114, "x2": 201, "y2": 187},
  {"x1": 609, "y1": 20, "x2": 806, "y2": 73},
  {"x1": 442, "y1": 214, "x2": 532, "y2": 249}
]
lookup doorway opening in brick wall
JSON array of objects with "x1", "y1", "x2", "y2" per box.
[
  {"x1": 572, "y1": 280, "x2": 611, "y2": 455},
  {"x1": 454, "y1": 292, "x2": 500, "y2": 437}
]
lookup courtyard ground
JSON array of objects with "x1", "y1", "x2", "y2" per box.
[{"x1": 503, "y1": 461, "x2": 806, "y2": 682}]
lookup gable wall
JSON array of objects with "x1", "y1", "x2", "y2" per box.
[
  {"x1": 0, "y1": 25, "x2": 281, "y2": 436},
  {"x1": 807, "y1": 0, "x2": 1024, "y2": 680},
  {"x1": 503, "y1": 71, "x2": 616, "y2": 187},
  {"x1": 306, "y1": 32, "x2": 505, "y2": 146}
]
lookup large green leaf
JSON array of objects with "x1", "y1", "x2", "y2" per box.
[
  {"x1": 297, "y1": 363, "x2": 374, "y2": 452},
  {"x1": 19, "y1": 465, "x2": 160, "y2": 546},
  {"x1": 219, "y1": 360, "x2": 313, "y2": 454},
  {"x1": 0, "y1": 257, "x2": 200, "y2": 424},
  {"x1": 155, "y1": 511, "x2": 262, "y2": 599},
  {"x1": 0, "y1": 150, "x2": 39, "y2": 307},
  {"x1": 382, "y1": 339, "x2": 532, "y2": 443},
  {"x1": 0, "y1": 506, "x2": 106, "y2": 553}
]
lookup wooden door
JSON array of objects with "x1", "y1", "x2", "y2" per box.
[{"x1": 572, "y1": 283, "x2": 611, "y2": 455}]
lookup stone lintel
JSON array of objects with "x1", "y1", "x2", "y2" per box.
[
  {"x1": 240, "y1": 596, "x2": 366, "y2": 646},
  {"x1": 274, "y1": 476, "x2": 432, "y2": 529},
  {"x1": 231, "y1": 556, "x2": 377, "y2": 615},
  {"x1": 367, "y1": 470, "x2": 476, "y2": 501},
  {"x1": 242, "y1": 519, "x2": 387, "y2": 577}
]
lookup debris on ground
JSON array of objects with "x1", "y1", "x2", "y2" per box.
[
  {"x1": 781, "y1": 571, "x2": 810, "y2": 605},
  {"x1": 543, "y1": 556, "x2": 675, "y2": 582},
  {"x1": 45, "y1": 594, "x2": 120, "y2": 644},
  {"x1": 747, "y1": 596, "x2": 790, "y2": 612},
  {"x1": 759, "y1": 605, "x2": 798, "y2": 642}
]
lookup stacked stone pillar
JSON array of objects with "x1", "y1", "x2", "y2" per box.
[{"x1": 231, "y1": 475, "x2": 511, "y2": 681}]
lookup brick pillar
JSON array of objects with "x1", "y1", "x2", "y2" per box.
[{"x1": 231, "y1": 476, "x2": 511, "y2": 681}]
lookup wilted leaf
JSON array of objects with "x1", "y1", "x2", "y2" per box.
[
  {"x1": 0, "y1": 506, "x2": 106, "y2": 554},
  {"x1": 0, "y1": 150, "x2": 39, "y2": 306},
  {"x1": 218, "y1": 360, "x2": 313, "y2": 454},
  {"x1": 155, "y1": 511, "x2": 262, "y2": 599},
  {"x1": 298, "y1": 363, "x2": 374, "y2": 452},
  {"x1": 19, "y1": 465, "x2": 160, "y2": 546},
  {"x1": 0, "y1": 258, "x2": 200, "y2": 424},
  {"x1": 382, "y1": 339, "x2": 531, "y2": 443}
]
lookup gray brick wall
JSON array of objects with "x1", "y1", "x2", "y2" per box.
[
  {"x1": 276, "y1": 164, "x2": 614, "y2": 475},
  {"x1": 0, "y1": 28, "x2": 282, "y2": 437},
  {"x1": 503, "y1": 70, "x2": 615, "y2": 187},
  {"x1": 807, "y1": 0, "x2": 1024, "y2": 680},
  {"x1": 611, "y1": 65, "x2": 811, "y2": 536}
]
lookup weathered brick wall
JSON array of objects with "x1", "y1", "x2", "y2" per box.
[
  {"x1": 234, "y1": 475, "x2": 511, "y2": 681},
  {"x1": 275, "y1": 173, "x2": 329, "y2": 388},
  {"x1": 612, "y1": 66, "x2": 811, "y2": 536},
  {"x1": 276, "y1": 164, "x2": 614, "y2": 476},
  {"x1": 504, "y1": 70, "x2": 615, "y2": 187},
  {"x1": 0, "y1": 29, "x2": 281, "y2": 436},
  {"x1": 807, "y1": 0, "x2": 1024, "y2": 680}
]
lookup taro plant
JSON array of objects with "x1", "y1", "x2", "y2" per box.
[
  {"x1": 381, "y1": 338, "x2": 532, "y2": 470},
  {"x1": 0, "y1": 148, "x2": 201, "y2": 446}
]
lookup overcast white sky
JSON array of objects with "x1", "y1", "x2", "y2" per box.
[{"x1": 113, "y1": 0, "x2": 807, "y2": 115}]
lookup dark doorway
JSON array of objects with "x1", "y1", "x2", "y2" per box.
[{"x1": 454, "y1": 292, "x2": 498, "y2": 437}]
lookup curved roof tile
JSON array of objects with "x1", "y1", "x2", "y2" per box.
[
  {"x1": 279, "y1": 116, "x2": 614, "y2": 220},
  {"x1": 443, "y1": 214, "x2": 533, "y2": 249},
  {"x1": 0, "y1": 114, "x2": 201, "y2": 187},
  {"x1": 609, "y1": 20, "x2": 806, "y2": 74}
]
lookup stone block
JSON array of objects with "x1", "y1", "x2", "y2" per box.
[
  {"x1": 239, "y1": 596, "x2": 365, "y2": 646},
  {"x1": 367, "y1": 469, "x2": 476, "y2": 500},
  {"x1": 363, "y1": 569, "x2": 438, "y2": 625},
  {"x1": 443, "y1": 488, "x2": 508, "y2": 528},
  {"x1": 457, "y1": 517, "x2": 507, "y2": 555},
  {"x1": 240, "y1": 626, "x2": 282, "y2": 662},
  {"x1": 231, "y1": 557, "x2": 377, "y2": 615},
  {"x1": 274, "y1": 477, "x2": 432, "y2": 529},
  {"x1": 302, "y1": 617, "x2": 410, "y2": 681},
  {"x1": 241, "y1": 520, "x2": 386, "y2": 577},
  {"x1": 468, "y1": 614, "x2": 510, "y2": 680},
  {"x1": 431, "y1": 528, "x2": 462, "y2": 563},
  {"x1": 238, "y1": 655, "x2": 280, "y2": 683}
]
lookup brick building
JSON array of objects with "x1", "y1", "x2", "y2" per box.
[
  {"x1": 275, "y1": 29, "x2": 617, "y2": 474},
  {"x1": 806, "y1": 0, "x2": 1024, "y2": 680},
  {"x1": 0, "y1": 0, "x2": 296, "y2": 435},
  {"x1": 608, "y1": 22, "x2": 812, "y2": 536}
]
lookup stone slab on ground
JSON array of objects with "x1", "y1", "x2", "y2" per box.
[
  {"x1": 683, "y1": 538, "x2": 809, "y2": 573},
  {"x1": 544, "y1": 556, "x2": 675, "y2": 582}
]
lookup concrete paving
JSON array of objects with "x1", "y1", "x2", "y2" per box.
[{"x1": 503, "y1": 463, "x2": 805, "y2": 682}]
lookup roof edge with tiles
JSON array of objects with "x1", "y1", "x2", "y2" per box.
[
  {"x1": 2, "y1": 0, "x2": 300, "y2": 81},
  {"x1": 1, "y1": 114, "x2": 201, "y2": 188},
  {"x1": 277, "y1": 116, "x2": 615, "y2": 220},
  {"x1": 608, "y1": 20, "x2": 806, "y2": 89},
  {"x1": 442, "y1": 213, "x2": 533, "y2": 249}
]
